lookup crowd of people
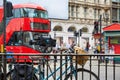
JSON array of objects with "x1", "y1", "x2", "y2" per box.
[
  {"x1": 52, "y1": 41, "x2": 75, "y2": 53},
  {"x1": 51, "y1": 40, "x2": 115, "y2": 64},
  {"x1": 52, "y1": 40, "x2": 91, "y2": 54}
]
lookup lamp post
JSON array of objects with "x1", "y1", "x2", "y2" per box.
[
  {"x1": 99, "y1": 13, "x2": 109, "y2": 54},
  {"x1": 99, "y1": 15, "x2": 102, "y2": 54}
]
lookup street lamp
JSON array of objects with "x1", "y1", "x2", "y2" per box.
[
  {"x1": 96, "y1": 14, "x2": 108, "y2": 54},
  {"x1": 99, "y1": 13, "x2": 109, "y2": 53},
  {"x1": 99, "y1": 15, "x2": 102, "y2": 53}
]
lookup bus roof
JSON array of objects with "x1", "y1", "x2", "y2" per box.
[
  {"x1": 13, "y1": 4, "x2": 46, "y2": 11},
  {"x1": 0, "y1": 3, "x2": 46, "y2": 21}
]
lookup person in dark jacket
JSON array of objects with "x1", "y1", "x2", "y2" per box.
[{"x1": 85, "y1": 42, "x2": 90, "y2": 52}]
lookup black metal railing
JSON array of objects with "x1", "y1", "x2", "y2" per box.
[{"x1": 0, "y1": 53, "x2": 120, "y2": 80}]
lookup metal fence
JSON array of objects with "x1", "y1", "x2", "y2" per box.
[{"x1": 0, "y1": 53, "x2": 120, "y2": 80}]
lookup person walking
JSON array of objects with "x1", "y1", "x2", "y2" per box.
[
  {"x1": 85, "y1": 42, "x2": 90, "y2": 52},
  {"x1": 109, "y1": 45, "x2": 114, "y2": 63}
]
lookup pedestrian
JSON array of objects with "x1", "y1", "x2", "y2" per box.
[
  {"x1": 85, "y1": 42, "x2": 90, "y2": 52},
  {"x1": 109, "y1": 45, "x2": 114, "y2": 63},
  {"x1": 52, "y1": 43, "x2": 60, "y2": 62},
  {"x1": 66, "y1": 42, "x2": 71, "y2": 49},
  {"x1": 71, "y1": 41, "x2": 76, "y2": 49},
  {"x1": 96, "y1": 44, "x2": 100, "y2": 53},
  {"x1": 93, "y1": 46, "x2": 97, "y2": 54},
  {"x1": 93, "y1": 45, "x2": 100, "y2": 58}
]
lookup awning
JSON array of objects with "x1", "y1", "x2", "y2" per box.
[{"x1": 103, "y1": 23, "x2": 120, "y2": 31}]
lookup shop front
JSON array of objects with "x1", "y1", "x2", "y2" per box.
[{"x1": 103, "y1": 23, "x2": 120, "y2": 54}]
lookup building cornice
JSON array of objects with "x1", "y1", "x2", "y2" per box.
[
  {"x1": 69, "y1": 0, "x2": 111, "y2": 10},
  {"x1": 50, "y1": 18, "x2": 94, "y2": 25}
]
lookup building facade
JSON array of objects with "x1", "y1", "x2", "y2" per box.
[
  {"x1": 112, "y1": 0, "x2": 120, "y2": 23},
  {"x1": 50, "y1": 0, "x2": 111, "y2": 49}
]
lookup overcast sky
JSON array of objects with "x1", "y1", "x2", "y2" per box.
[{"x1": 0, "y1": 0, "x2": 68, "y2": 19}]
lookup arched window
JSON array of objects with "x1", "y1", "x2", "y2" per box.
[
  {"x1": 82, "y1": 27, "x2": 88, "y2": 32},
  {"x1": 53, "y1": 26, "x2": 62, "y2": 31},
  {"x1": 68, "y1": 26, "x2": 76, "y2": 32}
]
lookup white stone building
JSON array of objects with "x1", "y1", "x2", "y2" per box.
[{"x1": 50, "y1": 0, "x2": 111, "y2": 49}]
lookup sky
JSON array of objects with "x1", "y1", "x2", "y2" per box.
[{"x1": 0, "y1": 0, "x2": 68, "y2": 19}]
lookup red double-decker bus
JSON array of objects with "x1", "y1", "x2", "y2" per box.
[{"x1": 0, "y1": 3, "x2": 55, "y2": 62}]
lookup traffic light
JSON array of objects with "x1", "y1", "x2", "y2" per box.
[
  {"x1": 74, "y1": 31, "x2": 78, "y2": 36},
  {"x1": 94, "y1": 21, "x2": 99, "y2": 33},
  {"x1": 74, "y1": 29, "x2": 82, "y2": 37},
  {"x1": 6, "y1": 1, "x2": 13, "y2": 17}
]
